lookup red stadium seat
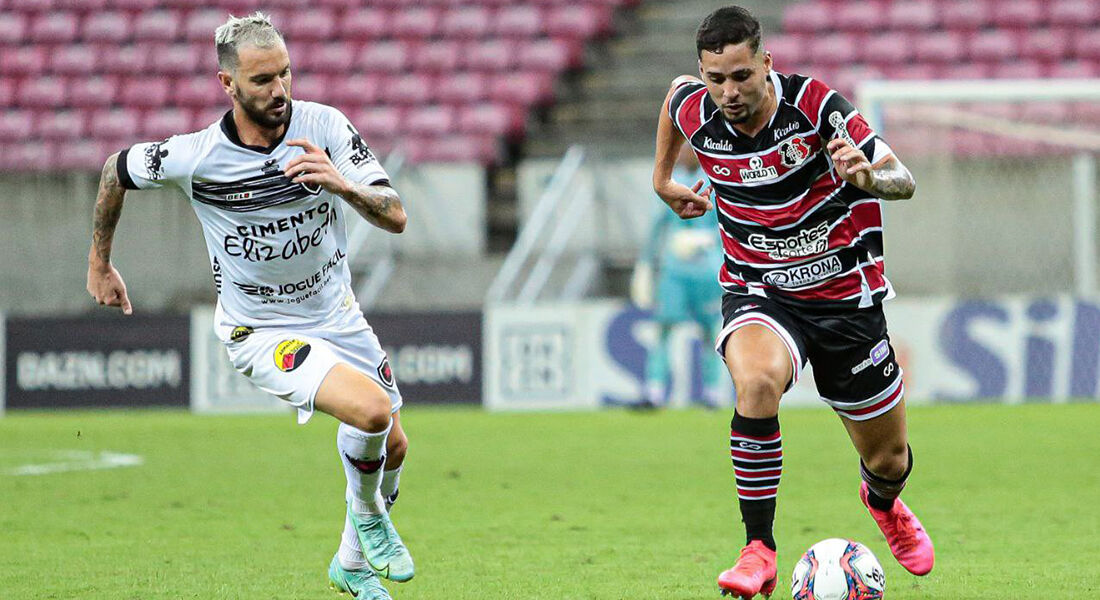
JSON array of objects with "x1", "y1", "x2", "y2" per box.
[
  {"x1": 108, "y1": 0, "x2": 160, "y2": 9},
  {"x1": 11, "y1": 0, "x2": 57, "y2": 11},
  {"x1": 17, "y1": 77, "x2": 67, "y2": 108},
  {"x1": 68, "y1": 75, "x2": 119, "y2": 108},
  {"x1": 404, "y1": 106, "x2": 456, "y2": 136},
  {"x1": 412, "y1": 40, "x2": 464, "y2": 73},
  {"x1": 0, "y1": 109, "x2": 34, "y2": 139},
  {"x1": 287, "y1": 74, "x2": 329, "y2": 104},
  {"x1": 184, "y1": 10, "x2": 229, "y2": 42},
  {"x1": 281, "y1": 8, "x2": 336, "y2": 43},
  {"x1": 177, "y1": 76, "x2": 224, "y2": 108},
  {"x1": 351, "y1": 106, "x2": 403, "y2": 140},
  {"x1": 517, "y1": 38, "x2": 578, "y2": 72},
  {"x1": 545, "y1": 4, "x2": 613, "y2": 38},
  {"x1": 391, "y1": 7, "x2": 442, "y2": 39},
  {"x1": 862, "y1": 32, "x2": 913, "y2": 66},
  {"x1": 1050, "y1": 0, "x2": 1100, "y2": 27},
  {"x1": 765, "y1": 34, "x2": 806, "y2": 69},
  {"x1": 806, "y1": 33, "x2": 860, "y2": 66},
  {"x1": 192, "y1": 107, "x2": 228, "y2": 132},
  {"x1": 969, "y1": 31, "x2": 1019, "y2": 63},
  {"x1": 991, "y1": 61, "x2": 1045, "y2": 80},
  {"x1": 119, "y1": 77, "x2": 169, "y2": 108},
  {"x1": 0, "y1": 13, "x2": 27, "y2": 44},
  {"x1": 465, "y1": 38, "x2": 518, "y2": 72},
  {"x1": 0, "y1": 78, "x2": 14, "y2": 106},
  {"x1": 100, "y1": 45, "x2": 149, "y2": 74},
  {"x1": 886, "y1": 1, "x2": 938, "y2": 31},
  {"x1": 939, "y1": 1, "x2": 991, "y2": 31},
  {"x1": 296, "y1": 42, "x2": 358, "y2": 74},
  {"x1": 30, "y1": 12, "x2": 79, "y2": 43},
  {"x1": 327, "y1": 77, "x2": 383, "y2": 107},
  {"x1": 489, "y1": 71, "x2": 553, "y2": 106},
  {"x1": 886, "y1": 63, "x2": 939, "y2": 81},
  {"x1": 831, "y1": 65, "x2": 885, "y2": 98},
  {"x1": 55, "y1": 0, "x2": 109, "y2": 11},
  {"x1": 831, "y1": 2, "x2": 888, "y2": 33},
  {"x1": 48, "y1": 44, "x2": 99, "y2": 75},
  {"x1": 1074, "y1": 28, "x2": 1100, "y2": 61},
  {"x1": 380, "y1": 73, "x2": 432, "y2": 105},
  {"x1": 405, "y1": 134, "x2": 499, "y2": 165},
  {"x1": 458, "y1": 103, "x2": 525, "y2": 140},
  {"x1": 493, "y1": 5, "x2": 543, "y2": 38},
  {"x1": 438, "y1": 72, "x2": 489, "y2": 104},
  {"x1": 441, "y1": 6, "x2": 493, "y2": 39},
  {"x1": 913, "y1": 31, "x2": 967, "y2": 63},
  {"x1": 151, "y1": 44, "x2": 202, "y2": 75},
  {"x1": 0, "y1": 47, "x2": 47, "y2": 77},
  {"x1": 88, "y1": 108, "x2": 139, "y2": 140},
  {"x1": 1021, "y1": 29, "x2": 1072, "y2": 62},
  {"x1": 342, "y1": 8, "x2": 392, "y2": 42},
  {"x1": 142, "y1": 108, "x2": 192, "y2": 139},
  {"x1": 782, "y1": 2, "x2": 834, "y2": 35},
  {"x1": 1047, "y1": 60, "x2": 1097, "y2": 78},
  {"x1": 81, "y1": 11, "x2": 131, "y2": 44},
  {"x1": 357, "y1": 41, "x2": 410, "y2": 73},
  {"x1": 938, "y1": 62, "x2": 993, "y2": 80},
  {"x1": 57, "y1": 140, "x2": 110, "y2": 172},
  {"x1": 132, "y1": 10, "x2": 181, "y2": 42},
  {"x1": 993, "y1": 0, "x2": 1046, "y2": 29},
  {"x1": 1020, "y1": 101, "x2": 1072, "y2": 124},
  {"x1": 38, "y1": 110, "x2": 86, "y2": 140}
]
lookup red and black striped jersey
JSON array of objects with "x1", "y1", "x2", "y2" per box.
[{"x1": 668, "y1": 71, "x2": 896, "y2": 310}]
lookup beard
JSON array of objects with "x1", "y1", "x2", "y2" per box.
[{"x1": 235, "y1": 88, "x2": 291, "y2": 129}]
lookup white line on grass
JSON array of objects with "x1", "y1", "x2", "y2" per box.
[{"x1": 6, "y1": 451, "x2": 144, "y2": 476}]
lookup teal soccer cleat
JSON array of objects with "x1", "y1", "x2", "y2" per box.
[
  {"x1": 328, "y1": 555, "x2": 392, "y2": 600},
  {"x1": 348, "y1": 506, "x2": 415, "y2": 582}
]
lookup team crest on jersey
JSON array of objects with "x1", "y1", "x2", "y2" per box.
[
  {"x1": 261, "y1": 158, "x2": 281, "y2": 175},
  {"x1": 144, "y1": 139, "x2": 169, "y2": 179},
  {"x1": 778, "y1": 136, "x2": 812, "y2": 168},
  {"x1": 273, "y1": 339, "x2": 311, "y2": 372},
  {"x1": 377, "y1": 357, "x2": 395, "y2": 388},
  {"x1": 740, "y1": 156, "x2": 778, "y2": 183},
  {"x1": 829, "y1": 111, "x2": 856, "y2": 147},
  {"x1": 229, "y1": 326, "x2": 254, "y2": 342}
]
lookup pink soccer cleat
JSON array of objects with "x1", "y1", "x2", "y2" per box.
[
  {"x1": 860, "y1": 482, "x2": 935, "y2": 575},
  {"x1": 717, "y1": 540, "x2": 778, "y2": 598}
]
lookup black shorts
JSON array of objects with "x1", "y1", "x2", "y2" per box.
[{"x1": 716, "y1": 294, "x2": 904, "y2": 421}]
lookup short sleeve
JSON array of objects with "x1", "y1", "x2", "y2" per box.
[
  {"x1": 667, "y1": 80, "x2": 705, "y2": 137},
  {"x1": 817, "y1": 90, "x2": 893, "y2": 163},
  {"x1": 118, "y1": 134, "x2": 199, "y2": 191},
  {"x1": 325, "y1": 108, "x2": 389, "y2": 186}
]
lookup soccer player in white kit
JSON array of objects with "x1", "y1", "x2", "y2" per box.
[{"x1": 86, "y1": 14, "x2": 412, "y2": 600}]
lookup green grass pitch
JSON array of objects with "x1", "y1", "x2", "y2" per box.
[{"x1": 1, "y1": 403, "x2": 1098, "y2": 599}]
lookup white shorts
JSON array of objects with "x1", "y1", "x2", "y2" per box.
[{"x1": 224, "y1": 320, "x2": 402, "y2": 424}]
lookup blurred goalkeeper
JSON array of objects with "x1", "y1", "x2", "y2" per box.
[{"x1": 631, "y1": 144, "x2": 725, "y2": 408}]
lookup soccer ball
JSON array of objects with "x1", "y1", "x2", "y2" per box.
[{"x1": 790, "y1": 538, "x2": 885, "y2": 600}]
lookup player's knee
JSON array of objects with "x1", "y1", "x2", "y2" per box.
[
  {"x1": 348, "y1": 396, "x2": 392, "y2": 433},
  {"x1": 865, "y1": 442, "x2": 909, "y2": 481},
  {"x1": 733, "y1": 369, "x2": 785, "y2": 414}
]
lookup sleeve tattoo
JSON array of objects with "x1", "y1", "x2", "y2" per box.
[
  {"x1": 92, "y1": 153, "x2": 126, "y2": 264},
  {"x1": 341, "y1": 182, "x2": 405, "y2": 232},
  {"x1": 868, "y1": 159, "x2": 916, "y2": 201}
]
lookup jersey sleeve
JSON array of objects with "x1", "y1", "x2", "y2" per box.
[
  {"x1": 117, "y1": 134, "x2": 200, "y2": 191},
  {"x1": 817, "y1": 88, "x2": 894, "y2": 164},
  {"x1": 325, "y1": 107, "x2": 389, "y2": 187},
  {"x1": 667, "y1": 80, "x2": 706, "y2": 138}
]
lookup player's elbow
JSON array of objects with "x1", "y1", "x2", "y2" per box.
[{"x1": 387, "y1": 209, "x2": 407, "y2": 234}]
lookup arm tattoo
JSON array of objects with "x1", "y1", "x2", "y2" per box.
[
  {"x1": 341, "y1": 183, "x2": 405, "y2": 232},
  {"x1": 91, "y1": 153, "x2": 126, "y2": 265},
  {"x1": 868, "y1": 159, "x2": 916, "y2": 201}
]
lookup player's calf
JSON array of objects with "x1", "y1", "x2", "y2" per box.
[{"x1": 858, "y1": 446, "x2": 934, "y2": 575}]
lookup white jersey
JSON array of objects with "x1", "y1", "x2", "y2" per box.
[{"x1": 120, "y1": 101, "x2": 389, "y2": 340}]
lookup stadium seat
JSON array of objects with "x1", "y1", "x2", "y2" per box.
[
  {"x1": 969, "y1": 31, "x2": 1019, "y2": 63},
  {"x1": 465, "y1": 38, "x2": 518, "y2": 72},
  {"x1": 119, "y1": 77, "x2": 169, "y2": 108},
  {"x1": 1050, "y1": 0, "x2": 1100, "y2": 27},
  {"x1": 152, "y1": 44, "x2": 203, "y2": 75},
  {"x1": 0, "y1": 109, "x2": 34, "y2": 139},
  {"x1": 489, "y1": 71, "x2": 553, "y2": 106},
  {"x1": 192, "y1": 106, "x2": 228, "y2": 132},
  {"x1": 327, "y1": 77, "x2": 383, "y2": 107},
  {"x1": 493, "y1": 5, "x2": 543, "y2": 38},
  {"x1": 862, "y1": 32, "x2": 913, "y2": 66},
  {"x1": 404, "y1": 106, "x2": 457, "y2": 136},
  {"x1": 458, "y1": 103, "x2": 525, "y2": 140},
  {"x1": 831, "y1": 65, "x2": 885, "y2": 97},
  {"x1": 37, "y1": 110, "x2": 86, "y2": 140},
  {"x1": 177, "y1": 76, "x2": 224, "y2": 108},
  {"x1": 0, "y1": 78, "x2": 14, "y2": 106},
  {"x1": 69, "y1": 76, "x2": 120, "y2": 108},
  {"x1": 81, "y1": 11, "x2": 131, "y2": 44},
  {"x1": 831, "y1": 2, "x2": 888, "y2": 33},
  {"x1": 1020, "y1": 101, "x2": 1072, "y2": 124},
  {"x1": 441, "y1": 6, "x2": 493, "y2": 40},
  {"x1": 545, "y1": 4, "x2": 613, "y2": 39},
  {"x1": 886, "y1": 1, "x2": 938, "y2": 31},
  {"x1": 341, "y1": 7, "x2": 392, "y2": 42},
  {"x1": 782, "y1": 2, "x2": 834, "y2": 34},
  {"x1": 99, "y1": 45, "x2": 149, "y2": 74},
  {"x1": 517, "y1": 38, "x2": 578, "y2": 72},
  {"x1": 913, "y1": 31, "x2": 966, "y2": 63},
  {"x1": 296, "y1": 42, "x2": 358, "y2": 73},
  {"x1": 1074, "y1": 28, "x2": 1100, "y2": 61},
  {"x1": 88, "y1": 108, "x2": 139, "y2": 140},
  {"x1": 412, "y1": 40, "x2": 464, "y2": 73},
  {"x1": 56, "y1": 140, "x2": 109, "y2": 171},
  {"x1": 938, "y1": 63, "x2": 993, "y2": 80},
  {"x1": 141, "y1": 108, "x2": 191, "y2": 139},
  {"x1": 133, "y1": 10, "x2": 181, "y2": 42},
  {"x1": 405, "y1": 134, "x2": 499, "y2": 165},
  {"x1": 108, "y1": 0, "x2": 160, "y2": 9},
  {"x1": 0, "y1": 13, "x2": 27, "y2": 44},
  {"x1": 939, "y1": 1, "x2": 992, "y2": 31},
  {"x1": 17, "y1": 77, "x2": 67, "y2": 109},
  {"x1": 184, "y1": 10, "x2": 228, "y2": 42},
  {"x1": 1047, "y1": 60, "x2": 1097, "y2": 78},
  {"x1": 993, "y1": 0, "x2": 1046, "y2": 29},
  {"x1": 55, "y1": 0, "x2": 110, "y2": 12},
  {"x1": 287, "y1": 74, "x2": 329, "y2": 104},
  {"x1": 11, "y1": 0, "x2": 57, "y2": 11},
  {"x1": 438, "y1": 72, "x2": 489, "y2": 104},
  {"x1": 391, "y1": 7, "x2": 442, "y2": 39},
  {"x1": 764, "y1": 34, "x2": 805, "y2": 68},
  {"x1": 806, "y1": 33, "x2": 860, "y2": 66},
  {"x1": 48, "y1": 44, "x2": 98, "y2": 75},
  {"x1": 0, "y1": 47, "x2": 46, "y2": 77},
  {"x1": 357, "y1": 41, "x2": 410, "y2": 73},
  {"x1": 886, "y1": 63, "x2": 938, "y2": 81},
  {"x1": 380, "y1": 73, "x2": 432, "y2": 105},
  {"x1": 281, "y1": 8, "x2": 336, "y2": 43},
  {"x1": 991, "y1": 61, "x2": 1045, "y2": 80},
  {"x1": 351, "y1": 105, "x2": 404, "y2": 140},
  {"x1": 30, "y1": 12, "x2": 80, "y2": 43}
]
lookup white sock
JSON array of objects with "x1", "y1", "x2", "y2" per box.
[
  {"x1": 337, "y1": 422, "x2": 391, "y2": 515},
  {"x1": 381, "y1": 465, "x2": 403, "y2": 507},
  {"x1": 338, "y1": 508, "x2": 368, "y2": 570}
]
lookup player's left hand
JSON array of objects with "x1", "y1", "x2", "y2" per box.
[
  {"x1": 284, "y1": 138, "x2": 350, "y2": 196},
  {"x1": 827, "y1": 138, "x2": 873, "y2": 190}
]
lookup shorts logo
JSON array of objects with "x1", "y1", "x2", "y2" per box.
[
  {"x1": 740, "y1": 156, "x2": 778, "y2": 183},
  {"x1": 778, "y1": 136, "x2": 811, "y2": 168},
  {"x1": 274, "y1": 339, "x2": 311, "y2": 372},
  {"x1": 229, "y1": 326, "x2": 254, "y2": 342},
  {"x1": 761, "y1": 255, "x2": 843, "y2": 288},
  {"x1": 377, "y1": 357, "x2": 395, "y2": 388},
  {"x1": 734, "y1": 303, "x2": 761, "y2": 314},
  {"x1": 851, "y1": 339, "x2": 890, "y2": 375}
]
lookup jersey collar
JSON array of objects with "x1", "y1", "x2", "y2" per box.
[{"x1": 220, "y1": 103, "x2": 293, "y2": 155}]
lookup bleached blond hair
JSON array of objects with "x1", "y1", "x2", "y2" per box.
[{"x1": 214, "y1": 12, "x2": 284, "y2": 72}]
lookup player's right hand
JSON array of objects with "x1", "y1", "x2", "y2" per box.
[
  {"x1": 87, "y1": 263, "x2": 133, "y2": 315},
  {"x1": 656, "y1": 179, "x2": 713, "y2": 219}
]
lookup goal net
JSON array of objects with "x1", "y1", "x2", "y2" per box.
[{"x1": 857, "y1": 79, "x2": 1100, "y2": 297}]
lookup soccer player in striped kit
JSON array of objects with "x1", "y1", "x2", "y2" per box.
[{"x1": 653, "y1": 6, "x2": 934, "y2": 598}]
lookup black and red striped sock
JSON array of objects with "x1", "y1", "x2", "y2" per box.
[{"x1": 730, "y1": 411, "x2": 782, "y2": 551}]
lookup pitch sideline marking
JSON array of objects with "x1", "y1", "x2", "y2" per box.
[{"x1": 5, "y1": 451, "x2": 144, "y2": 476}]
